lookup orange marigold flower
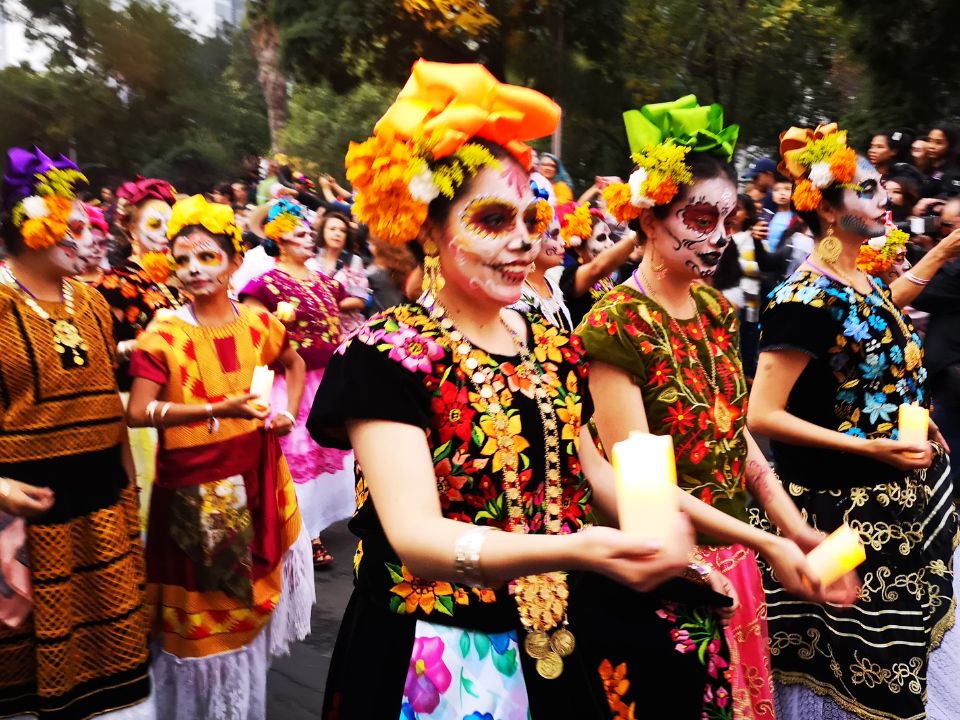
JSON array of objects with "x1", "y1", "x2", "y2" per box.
[
  {"x1": 602, "y1": 183, "x2": 642, "y2": 224},
  {"x1": 140, "y1": 251, "x2": 174, "y2": 284},
  {"x1": 20, "y1": 196, "x2": 72, "y2": 250},
  {"x1": 533, "y1": 199, "x2": 553, "y2": 235},
  {"x1": 856, "y1": 245, "x2": 892, "y2": 275},
  {"x1": 792, "y1": 178, "x2": 822, "y2": 212},
  {"x1": 645, "y1": 176, "x2": 679, "y2": 206},
  {"x1": 829, "y1": 146, "x2": 857, "y2": 185}
]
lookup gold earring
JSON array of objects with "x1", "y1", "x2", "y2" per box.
[
  {"x1": 420, "y1": 238, "x2": 445, "y2": 295},
  {"x1": 817, "y1": 225, "x2": 842, "y2": 264},
  {"x1": 650, "y1": 245, "x2": 667, "y2": 279}
]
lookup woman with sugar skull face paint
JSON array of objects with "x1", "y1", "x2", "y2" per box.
[
  {"x1": 554, "y1": 201, "x2": 638, "y2": 327},
  {"x1": 240, "y1": 199, "x2": 362, "y2": 568},
  {"x1": 125, "y1": 195, "x2": 314, "y2": 720},
  {"x1": 307, "y1": 60, "x2": 740, "y2": 720},
  {"x1": 0, "y1": 147, "x2": 154, "y2": 720},
  {"x1": 580, "y1": 98, "x2": 860, "y2": 720},
  {"x1": 509, "y1": 180, "x2": 573, "y2": 330},
  {"x1": 93, "y1": 176, "x2": 183, "y2": 528},
  {"x1": 748, "y1": 124, "x2": 959, "y2": 720}
]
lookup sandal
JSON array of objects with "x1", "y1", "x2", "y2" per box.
[{"x1": 312, "y1": 538, "x2": 334, "y2": 568}]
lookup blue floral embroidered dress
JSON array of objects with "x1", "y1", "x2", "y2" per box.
[
  {"x1": 753, "y1": 270, "x2": 956, "y2": 720},
  {"x1": 307, "y1": 302, "x2": 734, "y2": 720}
]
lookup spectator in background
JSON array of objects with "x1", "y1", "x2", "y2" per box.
[
  {"x1": 538, "y1": 152, "x2": 574, "y2": 203},
  {"x1": 766, "y1": 174, "x2": 796, "y2": 250},
  {"x1": 923, "y1": 122, "x2": 960, "y2": 198},
  {"x1": 210, "y1": 182, "x2": 232, "y2": 205},
  {"x1": 365, "y1": 238, "x2": 418, "y2": 315},
  {"x1": 318, "y1": 174, "x2": 354, "y2": 215},
  {"x1": 868, "y1": 129, "x2": 914, "y2": 182},
  {"x1": 231, "y1": 181, "x2": 251, "y2": 210},
  {"x1": 911, "y1": 135, "x2": 932, "y2": 175},
  {"x1": 745, "y1": 156, "x2": 777, "y2": 212},
  {"x1": 886, "y1": 173, "x2": 922, "y2": 221},
  {"x1": 314, "y1": 211, "x2": 369, "y2": 335},
  {"x1": 256, "y1": 159, "x2": 281, "y2": 205}
]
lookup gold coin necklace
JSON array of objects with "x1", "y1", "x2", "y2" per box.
[
  {"x1": 423, "y1": 295, "x2": 575, "y2": 680},
  {"x1": 2, "y1": 265, "x2": 88, "y2": 369},
  {"x1": 636, "y1": 265, "x2": 730, "y2": 434}
]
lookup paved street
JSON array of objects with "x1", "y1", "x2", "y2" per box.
[{"x1": 266, "y1": 520, "x2": 355, "y2": 719}]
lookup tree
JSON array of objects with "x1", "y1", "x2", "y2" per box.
[{"x1": 246, "y1": 0, "x2": 289, "y2": 151}]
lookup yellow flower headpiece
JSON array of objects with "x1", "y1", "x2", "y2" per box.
[
  {"x1": 779, "y1": 123, "x2": 858, "y2": 212},
  {"x1": 167, "y1": 195, "x2": 244, "y2": 256},
  {"x1": 344, "y1": 59, "x2": 561, "y2": 246}
]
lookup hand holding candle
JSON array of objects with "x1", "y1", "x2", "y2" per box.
[
  {"x1": 805, "y1": 524, "x2": 866, "y2": 588},
  {"x1": 611, "y1": 432, "x2": 680, "y2": 545},
  {"x1": 275, "y1": 301, "x2": 296, "y2": 323},
  {"x1": 248, "y1": 365, "x2": 275, "y2": 412},
  {"x1": 898, "y1": 403, "x2": 929, "y2": 456}
]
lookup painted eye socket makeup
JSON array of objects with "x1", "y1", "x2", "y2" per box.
[
  {"x1": 66, "y1": 219, "x2": 87, "y2": 237},
  {"x1": 856, "y1": 180, "x2": 878, "y2": 199},
  {"x1": 681, "y1": 203, "x2": 721, "y2": 235},
  {"x1": 522, "y1": 204, "x2": 540, "y2": 234},
  {"x1": 173, "y1": 250, "x2": 223, "y2": 268},
  {"x1": 461, "y1": 197, "x2": 519, "y2": 239},
  {"x1": 145, "y1": 216, "x2": 163, "y2": 230}
]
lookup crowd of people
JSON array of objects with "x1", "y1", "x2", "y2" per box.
[{"x1": 1, "y1": 58, "x2": 959, "y2": 720}]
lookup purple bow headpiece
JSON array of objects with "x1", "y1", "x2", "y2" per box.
[{"x1": 2, "y1": 146, "x2": 84, "y2": 212}]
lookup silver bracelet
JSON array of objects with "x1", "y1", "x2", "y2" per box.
[
  {"x1": 904, "y1": 272, "x2": 930, "y2": 286},
  {"x1": 454, "y1": 525, "x2": 494, "y2": 588},
  {"x1": 146, "y1": 400, "x2": 159, "y2": 428},
  {"x1": 281, "y1": 410, "x2": 297, "y2": 426},
  {"x1": 159, "y1": 402, "x2": 173, "y2": 426}
]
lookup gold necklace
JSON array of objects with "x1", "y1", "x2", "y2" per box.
[
  {"x1": 2, "y1": 265, "x2": 89, "y2": 369},
  {"x1": 637, "y1": 266, "x2": 730, "y2": 434},
  {"x1": 423, "y1": 296, "x2": 574, "y2": 680}
]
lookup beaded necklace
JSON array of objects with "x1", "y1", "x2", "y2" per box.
[
  {"x1": 421, "y1": 294, "x2": 575, "y2": 680},
  {"x1": 1, "y1": 265, "x2": 88, "y2": 368}
]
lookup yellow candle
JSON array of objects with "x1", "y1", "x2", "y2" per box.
[
  {"x1": 611, "y1": 432, "x2": 679, "y2": 543},
  {"x1": 275, "y1": 301, "x2": 296, "y2": 323},
  {"x1": 806, "y1": 524, "x2": 866, "y2": 587},
  {"x1": 898, "y1": 403, "x2": 929, "y2": 446},
  {"x1": 248, "y1": 365, "x2": 275, "y2": 411}
]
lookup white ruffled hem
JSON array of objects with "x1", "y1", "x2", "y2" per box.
[
  {"x1": 927, "y1": 544, "x2": 960, "y2": 719},
  {"x1": 151, "y1": 529, "x2": 315, "y2": 720},
  {"x1": 293, "y1": 459, "x2": 356, "y2": 538}
]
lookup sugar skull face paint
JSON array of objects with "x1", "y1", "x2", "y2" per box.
[
  {"x1": 653, "y1": 175, "x2": 737, "y2": 279},
  {"x1": 172, "y1": 230, "x2": 232, "y2": 296},
  {"x1": 134, "y1": 199, "x2": 172, "y2": 253},
  {"x1": 439, "y1": 165, "x2": 540, "y2": 307},
  {"x1": 838, "y1": 163, "x2": 888, "y2": 239},
  {"x1": 48, "y1": 200, "x2": 96, "y2": 276},
  {"x1": 586, "y1": 221, "x2": 614, "y2": 257},
  {"x1": 280, "y1": 223, "x2": 316, "y2": 262},
  {"x1": 536, "y1": 216, "x2": 564, "y2": 269}
]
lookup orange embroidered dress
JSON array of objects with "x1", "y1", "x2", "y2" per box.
[{"x1": 129, "y1": 305, "x2": 314, "y2": 720}]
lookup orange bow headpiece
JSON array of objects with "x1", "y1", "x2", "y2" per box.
[
  {"x1": 778, "y1": 123, "x2": 857, "y2": 212},
  {"x1": 345, "y1": 60, "x2": 560, "y2": 245},
  {"x1": 377, "y1": 60, "x2": 560, "y2": 169}
]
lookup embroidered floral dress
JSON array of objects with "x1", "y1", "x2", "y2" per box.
[
  {"x1": 240, "y1": 268, "x2": 355, "y2": 539},
  {"x1": 577, "y1": 282, "x2": 776, "y2": 720},
  {"x1": 308, "y1": 302, "x2": 733, "y2": 720},
  {"x1": 753, "y1": 270, "x2": 957, "y2": 720}
]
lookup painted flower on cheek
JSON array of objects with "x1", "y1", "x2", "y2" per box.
[{"x1": 403, "y1": 636, "x2": 452, "y2": 713}]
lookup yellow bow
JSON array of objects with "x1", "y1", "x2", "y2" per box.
[
  {"x1": 167, "y1": 194, "x2": 244, "y2": 256},
  {"x1": 375, "y1": 60, "x2": 561, "y2": 169},
  {"x1": 778, "y1": 122, "x2": 845, "y2": 180}
]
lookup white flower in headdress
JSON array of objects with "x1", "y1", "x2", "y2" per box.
[
  {"x1": 808, "y1": 162, "x2": 835, "y2": 190},
  {"x1": 628, "y1": 168, "x2": 655, "y2": 208},
  {"x1": 408, "y1": 169, "x2": 440, "y2": 204},
  {"x1": 21, "y1": 196, "x2": 49, "y2": 220},
  {"x1": 868, "y1": 236, "x2": 887, "y2": 251}
]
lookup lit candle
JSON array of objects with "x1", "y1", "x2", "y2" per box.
[
  {"x1": 611, "y1": 432, "x2": 679, "y2": 543},
  {"x1": 898, "y1": 403, "x2": 929, "y2": 446},
  {"x1": 275, "y1": 301, "x2": 296, "y2": 323},
  {"x1": 806, "y1": 524, "x2": 866, "y2": 587},
  {"x1": 248, "y1": 365, "x2": 275, "y2": 411}
]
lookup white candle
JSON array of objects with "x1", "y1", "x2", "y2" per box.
[
  {"x1": 806, "y1": 524, "x2": 866, "y2": 587},
  {"x1": 898, "y1": 403, "x2": 929, "y2": 446},
  {"x1": 248, "y1": 365, "x2": 275, "y2": 411},
  {"x1": 611, "y1": 432, "x2": 679, "y2": 543},
  {"x1": 275, "y1": 301, "x2": 296, "y2": 323}
]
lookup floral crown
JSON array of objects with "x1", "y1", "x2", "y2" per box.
[
  {"x1": 603, "y1": 95, "x2": 739, "y2": 225},
  {"x1": 116, "y1": 176, "x2": 176, "y2": 207},
  {"x1": 529, "y1": 180, "x2": 554, "y2": 236},
  {"x1": 344, "y1": 59, "x2": 560, "y2": 246},
  {"x1": 857, "y1": 214, "x2": 909, "y2": 276},
  {"x1": 557, "y1": 201, "x2": 603, "y2": 248},
  {"x1": 167, "y1": 194, "x2": 244, "y2": 256},
  {"x1": 2, "y1": 146, "x2": 89, "y2": 251},
  {"x1": 778, "y1": 123, "x2": 858, "y2": 212},
  {"x1": 264, "y1": 198, "x2": 310, "y2": 241}
]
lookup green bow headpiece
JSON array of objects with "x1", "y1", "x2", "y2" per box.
[{"x1": 623, "y1": 94, "x2": 739, "y2": 162}]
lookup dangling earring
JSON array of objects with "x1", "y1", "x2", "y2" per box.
[
  {"x1": 421, "y1": 238, "x2": 445, "y2": 296},
  {"x1": 651, "y1": 245, "x2": 667, "y2": 280},
  {"x1": 817, "y1": 225, "x2": 842, "y2": 264}
]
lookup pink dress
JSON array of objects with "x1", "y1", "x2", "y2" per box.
[{"x1": 240, "y1": 268, "x2": 356, "y2": 538}]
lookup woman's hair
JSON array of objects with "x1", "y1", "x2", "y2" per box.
[
  {"x1": 874, "y1": 129, "x2": 915, "y2": 165},
  {"x1": 736, "y1": 192, "x2": 758, "y2": 231},
  {"x1": 317, "y1": 211, "x2": 352, "y2": 251},
  {"x1": 540, "y1": 152, "x2": 574, "y2": 189},
  {"x1": 372, "y1": 238, "x2": 418, "y2": 291},
  {"x1": 796, "y1": 184, "x2": 845, "y2": 238},
  {"x1": 928, "y1": 122, "x2": 960, "y2": 166},
  {"x1": 170, "y1": 225, "x2": 239, "y2": 259},
  {"x1": 0, "y1": 212, "x2": 25, "y2": 256},
  {"x1": 650, "y1": 153, "x2": 738, "y2": 221},
  {"x1": 712, "y1": 240, "x2": 741, "y2": 292}
]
